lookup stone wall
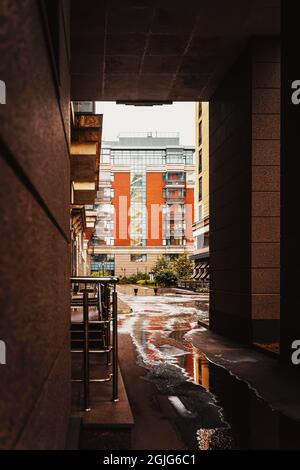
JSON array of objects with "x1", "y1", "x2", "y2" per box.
[
  {"x1": 209, "y1": 38, "x2": 280, "y2": 344},
  {"x1": 0, "y1": 0, "x2": 71, "y2": 449}
]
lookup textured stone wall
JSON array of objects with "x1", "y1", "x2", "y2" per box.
[
  {"x1": 209, "y1": 51, "x2": 252, "y2": 343},
  {"x1": 0, "y1": 1, "x2": 71, "y2": 449},
  {"x1": 251, "y1": 38, "x2": 280, "y2": 342},
  {"x1": 209, "y1": 38, "x2": 280, "y2": 344}
]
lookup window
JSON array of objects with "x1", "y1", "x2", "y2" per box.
[
  {"x1": 98, "y1": 187, "x2": 112, "y2": 200},
  {"x1": 163, "y1": 188, "x2": 186, "y2": 200},
  {"x1": 111, "y1": 149, "x2": 165, "y2": 165},
  {"x1": 196, "y1": 232, "x2": 209, "y2": 249},
  {"x1": 198, "y1": 102, "x2": 203, "y2": 119},
  {"x1": 199, "y1": 203, "x2": 203, "y2": 222},
  {"x1": 166, "y1": 149, "x2": 185, "y2": 164},
  {"x1": 99, "y1": 170, "x2": 111, "y2": 182},
  {"x1": 131, "y1": 254, "x2": 147, "y2": 263},
  {"x1": 91, "y1": 254, "x2": 115, "y2": 274},
  {"x1": 165, "y1": 171, "x2": 185, "y2": 185},
  {"x1": 199, "y1": 121, "x2": 202, "y2": 146},
  {"x1": 163, "y1": 237, "x2": 185, "y2": 246},
  {"x1": 101, "y1": 148, "x2": 111, "y2": 163},
  {"x1": 198, "y1": 148, "x2": 202, "y2": 174},
  {"x1": 73, "y1": 101, "x2": 95, "y2": 114},
  {"x1": 199, "y1": 177, "x2": 202, "y2": 202},
  {"x1": 185, "y1": 150, "x2": 194, "y2": 165}
]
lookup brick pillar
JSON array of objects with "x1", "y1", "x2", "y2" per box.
[
  {"x1": 210, "y1": 38, "x2": 280, "y2": 345},
  {"x1": 280, "y1": 1, "x2": 300, "y2": 361},
  {"x1": 251, "y1": 39, "x2": 280, "y2": 343}
]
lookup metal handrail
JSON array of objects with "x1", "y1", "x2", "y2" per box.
[
  {"x1": 71, "y1": 276, "x2": 119, "y2": 283},
  {"x1": 70, "y1": 276, "x2": 119, "y2": 411}
]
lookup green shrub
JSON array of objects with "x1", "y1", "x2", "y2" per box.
[
  {"x1": 136, "y1": 279, "x2": 146, "y2": 285},
  {"x1": 154, "y1": 269, "x2": 177, "y2": 287},
  {"x1": 127, "y1": 272, "x2": 150, "y2": 284},
  {"x1": 152, "y1": 255, "x2": 170, "y2": 274},
  {"x1": 172, "y1": 255, "x2": 193, "y2": 280},
  {"x1": 91, "y1": 270, "x2": 111, "y2": 277}
]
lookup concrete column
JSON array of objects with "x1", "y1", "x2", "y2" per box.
[
  {"x1": 280, "y1": 2, "x2": 300, "y2": 361},
  {"x1": 0, "y1": 2, "x2": 71, "y2": 449},
  {"x1": 209, "y1": 38, "x2": 280, "y2": 345},
  {"x1": 251, "y1": 39, "x2": 280, "y2": 343}
]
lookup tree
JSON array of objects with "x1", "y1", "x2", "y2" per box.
[
  {"x1": 172, "y1": 254, "x2": 193, "y2": 280},
  {"x1": 152, "y1": 255, "x2": 171, "y2": 274},
  {"x1": 154, "y1": 269, "x2": 177, "y2": 287}
]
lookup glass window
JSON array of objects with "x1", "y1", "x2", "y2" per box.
[
  {"x1": 198, "y1": 148, "x2": 202, "y2": 174},
  {"x1": 198, "y1": 102, "x2": 203, "y2": 119},
  {"x1": 199, "y1": 121, "x2": 202, "y2": 146},
  {"x1": 101, "y1": 148, "x2": 111, "y2": 163},
  {"x1": 199, "y1": 177, "x2": 202, "y2": 202},
  {"x1": 90, "y1": 254, "x2": 115, "y2": 274},
  {"x1": 130, "y1": 254, "x2": 147, "y2": 262},
  {"x1": 99, "y1": 170, "x2": 111, "y2": 181}
]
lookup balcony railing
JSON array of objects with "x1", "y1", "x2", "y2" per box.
[
  {"x1": 163, "y1": 189, "x2": 186, "y2": 201},
  {"x1": 163, "y1": 237, "x2": 186, "y2": 246},
  {"x1": 164, "y1": 172, "x2": 185, "y2": 187},
  {"x1": 70, "y1": 276, "x2": 119, "y2": 411}
]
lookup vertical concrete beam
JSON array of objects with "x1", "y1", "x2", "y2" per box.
[
  {"x1": 0, "y1": 1, "x2": 71, "y2": 449},
  {"x1": 280, "y1": 2, "x2": 300, "y2": 362},
  {"x1": 210, "y1": 38, "x2": 280, "y2": 345},
  {"x1": 251, "y1": 39, "x2": 281, "y2": 343},
  {"x1": 209, "y1": 52, "x2": 252, "y2": 343}
]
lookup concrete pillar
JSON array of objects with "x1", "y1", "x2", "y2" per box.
[
  {"x1": 251, "y1": 39, "x2": 280, "y2": 343},
  {"x1": 0, "y1": 2, "x2": 71, "y2": 449},
  {"x1": 280, "y1": 2, "x2": 300, "y2": 362},
  {"x1": 210, "y1": 38, "x2": 280, "y2": 345}
]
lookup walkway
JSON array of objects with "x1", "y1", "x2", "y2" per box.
[
  {"x1": 117, "y1": 286, "x2": 230, "y2": 450},
  {"x1": 117, "y1": 286, "x2": 300, "y2": 450}
]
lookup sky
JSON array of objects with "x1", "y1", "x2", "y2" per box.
[{"x1": 95, "y1": 102, "x2": 196, "y2": 146}]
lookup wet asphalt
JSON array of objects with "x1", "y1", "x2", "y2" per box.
[{"x1": 117, "y1": 288, "x2": 232, "y2": 450}]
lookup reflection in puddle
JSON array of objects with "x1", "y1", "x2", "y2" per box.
[{"x1": 118, "y1": 290, "x2": 300, "y2": 450}]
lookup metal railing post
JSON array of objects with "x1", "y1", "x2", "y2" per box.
[
  {"x1": 83, "y1": 288, "x2": 91, "y2": 411},
  {"x1": 112, "y1": 286, "x2": 118, "y2": 402},
  {"x1": 105, "y1": 285, "x2": 111, "y2": 365},
  {"x1": 71, "y1": 276, "x2": 119, "y2": 410}
]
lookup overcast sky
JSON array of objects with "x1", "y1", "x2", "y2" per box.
[{"x1": 95, "y1": 102, "x2": 196, "y2": 146}]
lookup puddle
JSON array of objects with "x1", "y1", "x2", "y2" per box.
[{"x1": 118, "y1": 289, "x2": 300, "y2": 450}]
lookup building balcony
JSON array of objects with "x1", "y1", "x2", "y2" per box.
[
  {"x1": 72, "y1": 182, "x2": 97, "y2": 205},
  {"x1": 163, "y1": 237, "x2": 186, "y2": 246},
  {"x1": 163, "y1": 188, "x2": 186, "y2": 202},
  {"x1": 164, "y1": 196, "x2": 185, "y2": 203},
  {"x1": 95, "y1": 195, "x2": 112, "y2": 203},
  {"x1": 165, "y1": 181, "x2": 185, "y2": 188},
  {"x1": 71, "y1": 113, "x2": 102, "y2": 206},
  {"x1": 164, "y1": 171, "x2": 185, "y2": 187},
  {"x1": 97, "y1": 212, "x2": 113, "y2": 219}
]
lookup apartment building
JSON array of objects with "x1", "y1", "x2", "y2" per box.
[
  {"x1": 89, "y1": 133, "x2": 195, "y2": 276},
  {"x1": 191, "y1": 102, "x2": 210, "y2": 282}
]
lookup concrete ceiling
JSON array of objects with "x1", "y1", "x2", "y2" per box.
[{"x1": 71, "y1": 0, "x2": 280, "y2": 102}]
